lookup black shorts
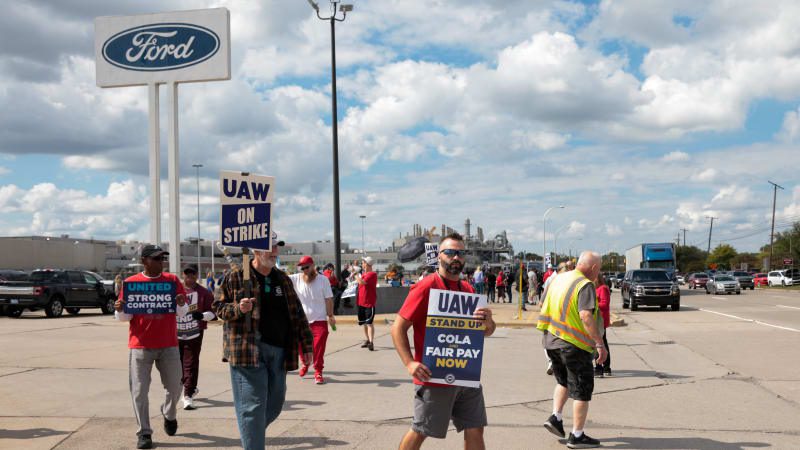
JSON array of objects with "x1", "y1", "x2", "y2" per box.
[
  {"x1": 357, "y1": 306, "x2": 375, "y2": 325},
  {"x1": 547, "y1": 346, "x2": 594, "y2": 401}
]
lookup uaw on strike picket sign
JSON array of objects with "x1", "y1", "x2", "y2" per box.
[
  {"x1": 123, "y1": 281, "x2": 177, "y2": 315},
  {"x1": 421, "y1": 289, "x2": 488, "y2": 388},
  {"x1": 220, "y1": 171, "x2": 274, "y2": 250}
]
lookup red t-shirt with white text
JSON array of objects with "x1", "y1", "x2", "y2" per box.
[
  {"x1": 397, "y1": 273, "x2": 474, "y2": 386},
  {"x1": 357, "y1": 271, "x2": 378, "y2": 307},
  {"x1": 120, "y1": 272, "x2": 186, "y2": 349}
]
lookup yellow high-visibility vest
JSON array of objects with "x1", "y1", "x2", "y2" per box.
[{"x1": 536, "y1": 269, "x2": 597, "y2": 353}]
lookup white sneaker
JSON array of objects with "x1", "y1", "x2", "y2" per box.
[
  {"x1": 191, "y1": 388, "x2": 199, "y2": 398},
  {"x1": 182, "y1": 396, "x2": 195, "y2": 410}
]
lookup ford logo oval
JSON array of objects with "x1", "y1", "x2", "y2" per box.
[{"x1": 102, "y1": 23, "x2": 220, "y2": 71}]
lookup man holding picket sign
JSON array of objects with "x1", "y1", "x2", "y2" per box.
[
  {"x1": 391, "y1": 232, "x2": 496, "y2": 449},
  {"x1": 115, "y1": 245, "x2": 188, "y2": 450}
]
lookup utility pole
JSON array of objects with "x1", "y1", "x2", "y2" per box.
[
  {"x1": 681, "y1": 228, "x2": 688, "y2": 247},
  {"x1": 706, "y1": 216, "x2": 717, "y2": 255},
  {"x1": 768, "y1": 181, "x2": 784, "y2": 270}
]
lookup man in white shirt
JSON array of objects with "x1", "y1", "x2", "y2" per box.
[{"x1": 289, "y1": 256, "x2": 335, "y2": 384}]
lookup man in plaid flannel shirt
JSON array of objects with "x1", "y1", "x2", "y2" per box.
[{"x1": 214, "y1": 232, "x2": 313, "y2": 450}]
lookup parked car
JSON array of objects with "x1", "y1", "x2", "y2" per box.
[
  {"x1": 613, "y1": 272, "x2": 624, "y2": 288},
  {"x1": 0, "y1": 269, "x2": 116, "y2": 318},
  {"x1": 768, "y1": 270, "x2": 796, "y2": 287},
  {"x1": 621, "y1": 269, "x2": 680, "y2": 311},
  {"x1": 687, "y1": 272, "x2": 710, "y2": 289},
  {"x1": 753, "y1": 273, "x2": 768, "y2": 287},
  {"x1": 0, "y1": 270, "x2": 29, "y2": 282},
  {"x1": 705, "y1": 275, "x2": 741, "y2": 295},
  {"x1": 729, "y1": 271, "x2": 755, "y2": 290}
]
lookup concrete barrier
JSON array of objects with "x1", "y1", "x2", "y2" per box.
[{"x1": 338, "y1": 286, "x2": 410, "y2": 315}]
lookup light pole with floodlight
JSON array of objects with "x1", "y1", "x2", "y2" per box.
[
  {"x1": 308, "y1": 0, "x2": 352, "y2": 277},
  {"x1": 542, "y1": 206, "x2": 565, "y2": 272},
  {"x1": 359, "y1": 215, "x2": 366, "y2": 255},
  {"x1": 192, "y1": 164, "x2": 203, "y2": 271}
]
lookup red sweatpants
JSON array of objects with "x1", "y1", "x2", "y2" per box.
[{"x1": 299, "y1": 321, "x2": 329, "y2": 373}]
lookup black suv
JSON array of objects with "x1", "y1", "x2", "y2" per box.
[
  {"x1": 622, "y1": 269, "x2": 680, "y2": 311},
  {"x1": 0, "y1": 269, "x2": 116, "y2": 318}
]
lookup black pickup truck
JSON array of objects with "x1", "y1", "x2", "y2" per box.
[
  {"x1": 621, "y1": 268, "x2": 681, "y2": 311},
  {"x1": 0, "y1": 269, "x2": 116, "y2": 318}
]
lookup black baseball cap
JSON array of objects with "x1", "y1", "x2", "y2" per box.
[
  {"x1": 141, "y1": 245, "x2": 169, "y2": 258},
  {"x1": 183, "y1": 265, "x2": 198, "y2": 274}
]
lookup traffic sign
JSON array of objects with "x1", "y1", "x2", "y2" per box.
[
  {"x1": 784, "y1": 258, "x2": 794, "y2": 265},
  {"x1": 219, "y1": 171, "x2": 274, "y2": 250}
]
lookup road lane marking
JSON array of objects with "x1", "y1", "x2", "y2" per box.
[
  {"x1": 712, "y1": 296, "x2": 727, "y2": 300},
  {"x1": 777, "y1": 305, "x2": 800, "y2": 310},
  {"x1": 684, "y1": 305, "x2": 800, "y2": 333}
]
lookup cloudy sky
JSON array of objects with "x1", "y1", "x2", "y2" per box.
[{"x1": 1, "y1": 0, "x2": 799, "y2": 258}]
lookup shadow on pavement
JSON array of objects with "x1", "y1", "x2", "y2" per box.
[
  {"x1": 327, "y1": 377, "x2": 409, "y2": 388},
  {"x1": 193, "y1": 397, "x2": 234, "y2": 409},
  {"x1": 265, "y1": 436, "x2": 349, "y2": 449},
  {"x1": 152, "y1": 432, "x2": 243, "y2": 447},
  {"x1": 283, "y1": 400, "x2": 326, "y2": 411},
  {"x1": 602, "y1": 436, "x2": 769, "y2": 449},
  {"x1": 597, "y1": 370, "x2": 689, "y2": 380},
  {"x1": 320, "y1": 370, "x2": 377, "y2": 376},
  {"x1": 0, "y1": 428, "x2": 69, "y2": 439}
]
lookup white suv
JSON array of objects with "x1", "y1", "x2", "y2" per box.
[{"x1": 767, "y1": 270, "x2": 794, "y2": 286}]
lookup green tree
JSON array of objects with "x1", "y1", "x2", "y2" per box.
[
  {"x1": 676, "y1": 245, "x2": 707, "y2": 273},
  {"x1": 707, "y1": 244, "x2": 738, "y2": 270},
  {"x1": 730, "y1": 252, "x2": 760, "y2": 271}
]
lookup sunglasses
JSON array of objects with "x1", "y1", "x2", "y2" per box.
[
  {"x1": 300, "y1": 266, "x2": 311, "y2": 270},
  {"x1": 440, "y1": 249, "x2": 466, "y2": 258}
]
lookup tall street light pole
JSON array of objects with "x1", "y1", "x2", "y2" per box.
[
  {"x1": 705, "y1": 216, "x2": 717, "y2": 255},
  {"x1": 553, "y1": 224, "x2": 568, "y2": 266},
  {"x1": 768, "y1": 180, "x2": 784, "y2": 270},
  {"x1": 309, "y1": 0, "x2": 352, "y2": 277},
  {"x1": 542, "y1": 206, "x2": 565, "y2": 272},
  {"x1": 192, "y1": 164, "x2": 203, "y2": 271},
  {"x1": 359, "y1": 215, "x2": 366, "y2": 256}
]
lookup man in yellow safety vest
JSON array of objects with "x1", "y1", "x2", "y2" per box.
[{"x1": 537, "y1": 251, "x2": 607, "y2": 449}]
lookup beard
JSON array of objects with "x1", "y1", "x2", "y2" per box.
[{"x1": 442, "y1": 259, "x2": 463, "y2": 275}]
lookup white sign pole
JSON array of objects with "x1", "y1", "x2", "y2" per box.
[
  {"x1": 147, "y1": 83, "x2": 161, "y2": 245},
  {"x1": 167, "y1": 82, "x2": 181, "y2": 274}
]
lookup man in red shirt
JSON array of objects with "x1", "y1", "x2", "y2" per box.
[
  {"x1": 391, "y1": 233, "x2": 496, "y2": 449},
  {"x1": 115, "y1": 245, "x2": 188, "y2": 450},
  {"x1": 356, "y1": 256, "x2": 378, "y2": 351}
]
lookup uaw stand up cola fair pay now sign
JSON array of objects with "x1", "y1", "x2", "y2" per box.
[
  {"x1": 220, "y1": 171, "x2": 274, "y2": 251},
  {"x1": 422, "y1": 289, "x2": 488, "y2": 388}
]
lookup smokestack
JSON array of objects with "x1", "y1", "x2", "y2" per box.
[{"x1": 464, "y1": 218, "x2": 471, "y2": 239}]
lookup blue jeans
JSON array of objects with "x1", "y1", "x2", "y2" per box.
[{"x1": 229, "y1": 341, "x2": 286, "y2": 450}]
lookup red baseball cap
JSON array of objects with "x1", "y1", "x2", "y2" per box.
[{"x1": 298, "y1": 256, "x2": 314, "y2": 267}]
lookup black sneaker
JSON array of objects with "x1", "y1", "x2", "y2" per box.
[
  {"x1": 368, "y1": 341, "x2": 374, "y2": 351},
  {"x1": 567, "y1": 432, "x2": 600, "y2": 448},
  {"x1": 360, "y1": 340, "x2": 369, "y2": 348},
  {"x1": 137, "y1": 434, "x2": 153, "y2": 449},
  {"x1": 603, "y1": 369, "x2": 612, "y2": 377},
  {"x1": 543, "y1": 414, "x2": 565, "y2": 438},
  {"x1": 164, "y1": 417, "x2": 178, "y2": 436},
  {"x1": 594, "y1": 369, "x2": 604, "y2": 378}
]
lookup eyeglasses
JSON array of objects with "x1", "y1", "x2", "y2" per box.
[
  {"x1": 300, "y1": 266, "x2": 311, "y2": 271},
  {"x1": 440, "y1": 249, "x2": 466, "y2": 258}
]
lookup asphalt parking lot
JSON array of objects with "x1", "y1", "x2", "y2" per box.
[{"x1": 1, "y1": 286, "x2": 799, "y2": 449}]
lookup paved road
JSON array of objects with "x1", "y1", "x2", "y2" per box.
[{"x1": 0, "y1": 286, "x2": 799, "y2": 449}]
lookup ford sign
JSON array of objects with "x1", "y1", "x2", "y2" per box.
[{"x1": 102, "y1": 23, "x2": 220, "y2": 71}]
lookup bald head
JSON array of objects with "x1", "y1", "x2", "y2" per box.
[{"x1": 576, "y1": 251, "x2": 601, "y2": 281}]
